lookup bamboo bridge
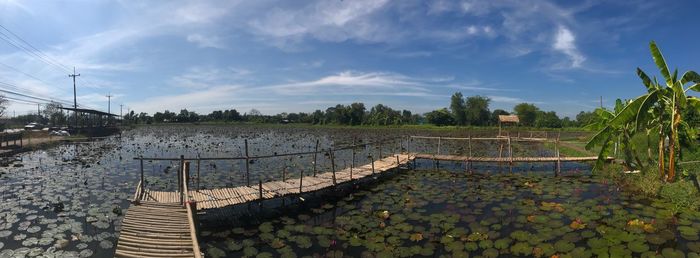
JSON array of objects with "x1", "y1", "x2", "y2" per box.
[{"x1": 114, "y1": 135, "x2": 610, "y2": 257}]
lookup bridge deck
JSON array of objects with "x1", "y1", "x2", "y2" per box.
[
  {"x1": 413, "y1": 153, "x2": 612, "y2": 162},
  {"x1": 115, "y1": 202, "x2": 198, "y2": 258},
  {"x1": 136, "y1": 154, "x2": 413, "y2": 210}
]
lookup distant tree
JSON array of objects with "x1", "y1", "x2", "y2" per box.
[
  {"x1": 43, "y1": 101, "x2": 66, "y2": 126},
  {"x1": 490, "y1": 109, "x2": 510, "y2": 125},
  {"x1": 450, "y1": 92, "x2": 467, "y2": 125},
  {"x1": 248, "y1": 109, "x2": 262, "y2": 116},
  {"x1": 535, "y1": 111, "x2": 562, "y2": 128},
  {"x1": 349, "y1": 102, "x2": 366, "y2": 125},
  {"x1": 311, "y1": 110, "x2": 324, "y2": 124},
  {"x1": 465, "y1": 95, "x2": 490, "y2": 126},
  {"x1": 425, "y1": 108, "x2": 455, "y2": 126},
  {"x1": 575, "y1": 111, "x2": 597, "y2": 127},
  {"x1": 513, "y1": 103, "x2": 540, "y2": 126},
  {"x1": 561, "y1": 117, "x2": 576, "y2": 127}
]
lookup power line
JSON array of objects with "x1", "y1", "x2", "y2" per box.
[{"x1": 0, "y1": 24, "x2": 72, "y2": 72}]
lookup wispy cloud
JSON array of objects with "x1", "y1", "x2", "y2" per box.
[
  {"x1": 552, "y1": 26, "x2": 585, "y2": 68},
  {"x1": 186, "y1": 34, "x2": 226, "y2": 49}
]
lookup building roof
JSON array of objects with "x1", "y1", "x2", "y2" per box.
[
  {"x1": 59, "y1": 107, "x2": 118, "y2": 117},
  {"x1": 498, "y1": 115, "x2": 520, "y2": 123}
]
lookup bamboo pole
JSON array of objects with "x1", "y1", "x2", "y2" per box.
[
  {"x1": 350, "y1": 138, "x2": 355, "y2": 180},
  {"x1": 371, "y1": 156, "x2": 375, "y2": 175},
  {"x1": 258, "y1": 179, "x2": 263, "y2": 212},
  {"x1": 508, "y1": 137, "x2": 513, "y2": 174},
  {"x1": 245, "y1": 139, "x2": 250, "y2": 187},
  {"x1": 140, "y1": 156, "x2": 144, "y2": 198},
  {"x1": 330, "y1": 150, "x2": 337, "y2": 185},
  {"x1": 196, "y1": 154, "x2": 201, "y2": 190},
  {"x1": 312, "y1": 139, "x2": 319, "y2": 177},
  {"x1": 498, "y1": 143, "x2": 503, "y2": 172},
  {"x1": 468, "y1": 135, "x2": 472, "y2": 172},
  {"x1": 179, "y1": 155, "x2": 184, "y2": 205},
  {"x1": 299, "y1": 168, "x2": 304, "y2": 193}
]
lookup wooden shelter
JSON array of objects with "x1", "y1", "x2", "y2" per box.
[{"x1": 498, "y1": 115, "x2": 519, "y2": 137}]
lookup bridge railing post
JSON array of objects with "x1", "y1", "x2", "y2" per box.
[
  {"x1": 370, "y1": 155, "x2": 375, "y2": 175},
  {"x1": 196, "y1": 154, "x2": 201, "y2": 190},
  {"x1": 139, "y1": 155, "x2": 144, "y2": 200},
  {"x1": 179, "y1": 155, "x2": 185, "y2": 205},
  {"x1": 330, "y1": 150, "x2": 337, "y2": 186},
  {"x1": 245, "y1": 139, "x2": 250, "y2": 187},
  {"x1": 350, "y1": 137, "x2": 355, "y2": 180},
  {"x1": 312, "y1": 139, "x2": 319, "y2": 177}
]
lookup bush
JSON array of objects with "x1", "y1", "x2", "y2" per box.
[
  {"x1": 629, "y1": 170, "x2": 664, "y2": 197},
  {"x1": 659, "y1": 180, "x2": 700, "y2": 213}
]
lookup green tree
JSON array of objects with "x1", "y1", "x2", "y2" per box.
[
  {"x1": 465, "y1": 95, "x2": 490, "y2": 126},
  {"x1": 450, "y1": 92, "x2": 467, "y2": 125},
  {"x1": 513, "y1": 103, "x2": 540, "y2": 126},
  {"x1": 535, "y1": 111, "x2": 562, "y2": 128},
  {"x1": 425, "y1": 108, "x2": 455, "y2": 126}
]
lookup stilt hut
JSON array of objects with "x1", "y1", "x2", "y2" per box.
[{"x1": 498, "y1": 115, "x2": 519, "y2": 137}]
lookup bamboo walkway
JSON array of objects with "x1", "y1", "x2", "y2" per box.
[
  {"x1": 115, "y1": 202, "x2": 199, "y2": 257},
  {"x1": 135, "y1": 154, "x2": 413, "y2": 210},
  {"x1": 413, "y1": 154, "x2": 612, "y2": 162}
]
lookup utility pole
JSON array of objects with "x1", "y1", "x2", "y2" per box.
[
  {"x1": 120, "y1": 104, "x2": 123, "y2": 120},
  {"x1": 600, "y1": 96, "x2": 603, "y2": 108},
  {"x1": 69, "y1": 67, "x2": 80, "y2": 127},
  {"x1": 106, "y1": 93, "x2": 112, "y2": 114}
]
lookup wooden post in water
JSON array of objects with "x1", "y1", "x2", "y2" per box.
[
  {"x1": 139, "y1": 156, "x2": 144, "y2": 199},
  {"x1": 196, "y1": 154, "x2": 201, "y2": 190},
  {"x1": 299, "y1": 169, "x2": 304, "y2": 193},
  {"x1": 407, "y1": 136, "x2": 411, "y2": 154},
  {"x1": 330, "y1": 150, "x2": 337, "y2": 185},
  {"x1": 379, "y1": 141, "x2": 383, "y2": 160},
  {"x1": 555, "y1": 137, "x2": 561, "y2": 177},
  {"x1": 508, "y1": 137, "x2": 513, "y2": 174},
  {"x1": 498, "y1": 142, "x2": 503, "y2": 172},
  {"x1": 350, "y1": 138, "x2": 355, "y2": 180},
  {"x1": 258, "y1": 179, "x2": 263, "y2": 212},
  {"x1": 468, "y1": 135, "x2": 472, "y2": 172},
  {"x1": 179, "y1": 155, "x2": 184, "y2": 204},
  {"x1": 371, "y1": 155, "x2": 375, "y2": 175},
  {"x1": 312, "y1": 139, "x2": 319, "y2": 177},
  {"x1": 245, "y1": 139, "x2": 250, "y2": 187}
]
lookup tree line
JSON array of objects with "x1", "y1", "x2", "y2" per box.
[{"x1": 121, "y1": 95, "x2": 596, "y2": 128}]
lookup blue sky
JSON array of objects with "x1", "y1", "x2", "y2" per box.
[{"x1": 0, "y1": 0, "x2": 699, "y2": 118}]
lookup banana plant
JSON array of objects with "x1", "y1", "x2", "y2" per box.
[
  {"x1": 588, "y1": 41, "x2": 700, "y2": 182},
  {"x1": 585, "y1": 99, "x2": 643, "y2": 171}
]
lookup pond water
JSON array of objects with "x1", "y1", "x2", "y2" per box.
[{"x1": 0, "y1": 125, "x2": 697, "y2": 257}]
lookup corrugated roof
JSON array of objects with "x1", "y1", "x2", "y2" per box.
[
  {"x1": 59, "y1": 107, "x2": 118, "y2": 117},
  {"x1": 499, "y1": 115, "x2": 519, "y2": 123}
]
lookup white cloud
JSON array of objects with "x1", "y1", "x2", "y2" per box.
[
  {"x1": 186, "y1": 34, "x2": 226, "y2": 49},
  {"x1": 553, "y1": 26, "x2": 585, "y2": 68},
  {"x1": 488, "y1": 95, "x2": 542, "y2": 104},
  {"x1": 171, "y1": 66, "x2": 252, "y2": 89},
  {"x1": 264, "y1": 71, "x2": 429, "y2": 96}
]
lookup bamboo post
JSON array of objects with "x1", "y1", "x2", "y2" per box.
[
  {"x1": 139, "y1": 156, "x2": 144, "y2": 199},
  {"x1": 468, "y1": 135, "x2": 472, "y2": 172},
  {"x1": 437, "y1": 137, "x2": 441, "y2": 155},
  {"x1": 245, "y1": 139, "x2": 250, "y2": 187},
  {"x1": 396, "y1": 154, "x2": 399, "y2": 165},
  {"x1": 407, "y1": 136, "x2": 411, "y2": 154},
  {"x1": 508, "y1": 137, "x2": 513, "y2": 174},
  {"x1": 258, "y1": 179, "x2": 263, "y2": 212},
  {"x1": 299, "y1": 169, "x2": 304, "y2": 193},
  {"x1": 179, "y1": 155, "x2": 185, "y2": 204},
  {"x1": 555, "y1": 138, "x2": 561, "y2": 177},
  {"x1": 379, "y1": 141, "x2": 383, "y2": 159},
  {"x1": 282, "y1": 166, "x2": 287, "y2": 182},
  {"x1": 498, "y1": 143, "x2": 503, "y2": 172},
  {"x1": 312, "y1": 139, "x2": 319, "y2": 177},
  {"x1": 196, "y1": 154, "x2": 201, "y2": 190},
  {"x1": 371, "y1": 155, "x2": 375, "y2": 175},
  {"x1": 330, "y1": 150, "x2": 337, "y2": 185},
  {"x1": 350, "y1": 138, "x2": 355, "y2": 180}
]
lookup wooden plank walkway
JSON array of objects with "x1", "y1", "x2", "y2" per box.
[
  {"x1": 115, "y1": 202, "x2": 198, "y2": 258},
  {"x1": 413, "y1": 153, "x2": 613, "y2": 162},
  {"x1": 186, "y1": 154, "x2": 412, "y2": 210}
]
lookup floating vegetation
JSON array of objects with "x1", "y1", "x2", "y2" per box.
[{"x1": 200, "y1": 169, "x2": 700, "y2": 257}]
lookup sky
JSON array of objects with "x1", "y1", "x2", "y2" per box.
[{"x1": 0, "y1": 0, "x2": 699, "y2": 118}]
